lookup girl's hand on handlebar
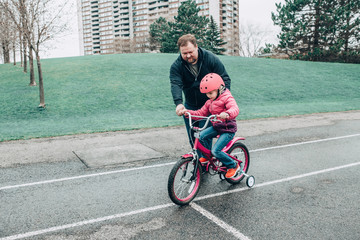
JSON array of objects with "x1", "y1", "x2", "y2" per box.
[{"x1": 218, "y1": 112, "x2": 230, "y2": 120}]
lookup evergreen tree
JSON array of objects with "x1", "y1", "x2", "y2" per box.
[
  {"x1": 173, "y1": 0, "x2": 209, "y2": 44},
  {"x1": 149, "y1": 0, "x2": 228, "y2": 54},
  {"x1": 160, "y1": 21, "x2": 180, "y2": 53},
  {"x1": 334, "y1": 0, "x2": 360, "y2": 62},
  {"x1": 204, "y1": 16, "x2": 227, "y2": 55},
  {"x1": 272, "y1": 0, "x2": 360, "y2": 63},
  {"x1": 149, "y1": 17, "x2": 170, "y2": 51},
  {"x1": 149, "y1": 0, "x2": 209, "y2": 53}
]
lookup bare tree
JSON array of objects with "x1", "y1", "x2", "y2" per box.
[
  {"x1": 15, "y1": 0, "x2": 37, "y2": 86},
  {"x1": 11, "y1": 32, "x2": 16, "y2": 65},
  {"x1": 28, "y1": 44, "x2": 36, "y2": 86},
  {"x1": 19, "y1": 0, "x2": 27, "y2": 73},
  {"x1": 0, "y1": 8, "x2": 12, "y2": 63},
  {"x1": 0, "y1": 38, "x2": 10, "y2": 64},
  {"x1": 8, "y1": 15, "x2": 19, "y2": 65},
  {"x1": 18, "y1": 27, "x2": 28, "y2": 72},
  {"x1": 1, "y1": 0, "x2": 71, "y2": 108},
  {"x1": 239, "y1": 22, "x2": 274, "y2": 57},
  {"x1": 114, "y1": 37, "x2": 137, "y2": 53}
]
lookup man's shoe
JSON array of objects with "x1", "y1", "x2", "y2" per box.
[
  {"x1": 199, "y1": 157, "x2": 208, "y2": 163},
  {"x1": 225, "y1": 163, "x2": 240, "y2": 178}
]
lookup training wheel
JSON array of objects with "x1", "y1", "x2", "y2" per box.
[
  {"x1": 246, "y1": 175, "x2": 255, "y2": 188},
  {"x1": 219, "y1": 173, "x2": 226, "y2": 180}
]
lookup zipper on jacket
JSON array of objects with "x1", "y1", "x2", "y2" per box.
[
  {"x1": 184, "y1": 64, "x2": 201, "y2": 107},
  {"x1": 183, "y1": 50, "x2": 203, "y2": 108},
  {"x1": 194, "y1": 77, "x2": 198, "y2": 106},
  {"x1": 194, "y1": 61, "x2": 203, "y2": 107}
]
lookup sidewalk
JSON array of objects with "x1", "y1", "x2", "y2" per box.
[{"x1": 1, "y1": 110, "x2": 360, "y2": 168}]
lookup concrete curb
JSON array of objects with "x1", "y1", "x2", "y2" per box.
[{"x1": 1, "y1": 110, "x2": 359, "y2": 168}]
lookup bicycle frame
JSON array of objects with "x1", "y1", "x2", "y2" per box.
[
  {"x1": 182, "y1": 112, "x2": 245, "y2": 174},
  {"x1": 168, "y1": 113, "x2": 254, "y2": 205}
]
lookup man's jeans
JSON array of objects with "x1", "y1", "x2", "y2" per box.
[{"x1": 199, "y1": 126, "x2": 236, "y2": 169}]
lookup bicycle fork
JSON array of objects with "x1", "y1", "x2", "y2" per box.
[
  {"x1": 179, "y1": 158, "x2": 199, "y2": 194},
  {"x1": 180, "y1": 157, "x2": 199, "y2": 182}
]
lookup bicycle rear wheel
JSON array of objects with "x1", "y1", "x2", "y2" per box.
[
  {"x1": 225, "y1": 142, "x2": 250, "y2": 184},
  {"x1": 167, "y1": 157, "x2": 202, "y2": 205}
]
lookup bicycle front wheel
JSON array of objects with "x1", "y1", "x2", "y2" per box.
[{"x1": 167, "y1": 157, "x2": 202, "y2": 205}]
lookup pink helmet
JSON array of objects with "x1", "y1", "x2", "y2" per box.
[{"x1": 200, "y1": 73, "x2": 225, "y2": 93}]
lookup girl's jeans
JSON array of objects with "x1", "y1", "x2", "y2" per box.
[{"x1": 199, "y1": 126, "x2": 237, "y2": 169}]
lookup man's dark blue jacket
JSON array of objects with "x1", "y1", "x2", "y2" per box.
[{"x1": 170, "y1": 47, "x2": 231, "y2": 109}]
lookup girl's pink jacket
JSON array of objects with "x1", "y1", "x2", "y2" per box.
[{"x1": 187, "y1": 89, "x2": 239, "y2": 121}]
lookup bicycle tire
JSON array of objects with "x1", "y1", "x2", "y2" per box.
[
  {"x1": 167, "y1": 157, "x2": 202, "y2": 205},
  {"x1": 225, "y1": 142, "x2": 250, "y2": 184}
]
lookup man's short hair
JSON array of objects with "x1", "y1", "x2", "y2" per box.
[{"x1": 177, "y1": 34, "x2": 197, "y2": 48}]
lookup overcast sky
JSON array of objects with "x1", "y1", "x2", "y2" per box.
[
  {"x1": 239, "y1": 0, "x2": 284, "y2": 41},
  {"x1": 239, "y1": 0, "x2": 283, "y2": 26},
  {"x1": 41, "y1": 0, "x2": 284, "y2": 59}
]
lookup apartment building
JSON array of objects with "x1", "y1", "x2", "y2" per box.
[{"x1": 77, "y1": 0, "x2": 239, "y2": 56}]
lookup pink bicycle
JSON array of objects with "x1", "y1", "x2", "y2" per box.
[{"x1": 168, "y1": 112, "x2": 255, "y2": 206}]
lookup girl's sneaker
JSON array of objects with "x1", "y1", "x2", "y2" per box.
[{"x1": 225, "y1": 163, "x2": 240, "y2": 178}]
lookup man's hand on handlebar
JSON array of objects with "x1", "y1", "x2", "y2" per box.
[
  {"x1": 176, "y1": 104, "x2": 188, "y2": 116},
  {"x1": 179, "y1": 109, "x2": 188, "y2": 116},
  {"x1": 175, "y1": 104, "x2": 185, "y2": 116}
]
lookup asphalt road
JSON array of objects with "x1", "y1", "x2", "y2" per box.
[{"x1": 1, "y1": 114, "x2": 360, "y2": 239}]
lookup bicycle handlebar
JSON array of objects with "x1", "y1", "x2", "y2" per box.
[{"x1": 186, "y1": 112, "x2": 221, "y2": 131}]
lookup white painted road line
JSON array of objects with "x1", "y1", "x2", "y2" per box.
[
  {"x1": 1, "y1": 133, "x2": 359, "y2": 192},
  {"x1": 0, "y1": 203, "x2": 174, "y2": 240},
  {"x1": 250, "y1": 133, "x2": 360, "y2": 153},
  {"x1": 191, "y1": 203, "x2": 251, "y2": 240},
  {"x1": 195, "y1": 161, "x2": 360, "y2": 201},
  {"x1": 2, "y1": 161, "x2": 360, "y2": 240},
  {"x1": 0, "y1": 162, "x2": 175, "y2": 191}
]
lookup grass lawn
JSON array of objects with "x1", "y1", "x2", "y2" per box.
[{"x1": 0, "y1": 53, "x2": 359, "y2": 141}]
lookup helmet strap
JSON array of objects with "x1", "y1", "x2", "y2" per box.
[
  {"x1": 219, "y1": 85, "x2": 225, "y2": 94},
  {"x1": 214, "y1": 85, "x2": 225, "y2": 100},
  {"x1": 215, "y1": 90, "x2": 220, "y2": 100}
]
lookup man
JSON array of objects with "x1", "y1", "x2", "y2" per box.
[{"x1": 170, "y1": 34, "x2": 231, "y2": 146}]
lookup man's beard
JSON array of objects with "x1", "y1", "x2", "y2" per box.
[{"x1": 187, "y1": 58, "x2": 197, "y2": 64}]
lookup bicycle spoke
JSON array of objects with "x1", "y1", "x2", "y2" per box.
[
  {"x1": 168, "y1": 157, "x2": 202, "y2": 205},
  {"x1": 174, "y1": 162, "x2": 197, "y2": 198},
  {"x1": 175, "y1": 181, "x2": 188, "y2": 197},
  {"x1": 232, "y1": 150, "x2": 244, "y2": 158}
]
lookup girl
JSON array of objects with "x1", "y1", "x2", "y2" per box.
[{"x1": 179, "y1": 73, "x2": 240, "y2": 178}]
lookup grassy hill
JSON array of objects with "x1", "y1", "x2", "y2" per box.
[{"x1": 0, "y1": 53, "x2": 359, "y2": 141}]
